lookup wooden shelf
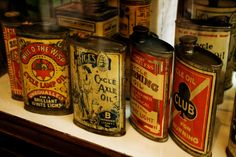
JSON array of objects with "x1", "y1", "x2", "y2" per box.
[{"x1": 0, "y1": 73, "x2": 235, "y2": 157}]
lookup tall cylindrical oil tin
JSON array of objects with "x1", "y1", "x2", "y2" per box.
[
  {"x1": 129, "y1": 26, "x2": 174, "y2": 142},
  {"x1": 70, "y1": 36, "x2": 126, "y2": 136},
  {"x1": 16, "y1": 22, "x2": 72, "y2": 115},
  {"x1": 190, "y1": 0, "x2": 236, "y2": 90},
  {"x1": 170, "y1": 35, "x2": 222, "y2": 157},
  {"x1": 1, "y1": 11, "x2": 24, "y2": 100},
  {"x1": 226, "y1": 92, "x2": 236, "y2": 157},
  {"x1": 119, "y1": 0, "x2": 151, "y2": 38},
  {"x1": 175, "y1": 19, "x2": 232, "y2": 104}
]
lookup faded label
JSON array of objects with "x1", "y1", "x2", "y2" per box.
[
  {"x1": 130, "y1": 48, "x2": 171, "y2": 138},
  {"x1": 18, "y1": 37, "x2": 70, "y2": 110},
  {"x1": 171, "y1": 58, "x2": 216, "y2": 153},
  {"x1": 71, "y1": 46, "x2": 125, "y2": 133}
]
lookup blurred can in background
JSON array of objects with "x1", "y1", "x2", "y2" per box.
[
  {"x1": 119, "y1": 0, "x2": 151, "y2": 38},
  {"x1": 1, "y1": 11, "x2": 24, "y2": 100}
]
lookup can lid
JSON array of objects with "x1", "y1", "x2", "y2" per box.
[
  {"x1": 16, "y1": 20, "x2": 69, "y2": 39},
  {"x1": 179, "y1": 35, "x2": 197, "y2": 53},
  {"x1": 71, "y1": 36, "x2": 126, "y2": 52}
]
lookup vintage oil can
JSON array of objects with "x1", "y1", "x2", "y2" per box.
[
  {"x1": 129, "y1": 26, "x2": 174, "y2": 142},
  {"x1": 175, "y1": 19, "x2": 232, "y2": 104},
  {"x1": 226, "y1": 92, "x2": 236, "y2": 157},
  {"x1": 170, "y1": 35, "x2": 222, "y2": 157},
  {"x1": 17, "y1": 22, "x2": 72, "y2": 115},
  {"x1": 70, "y1": 35, "x2": 126, "y2": 136},
  {"x1": 1, "y1": 11, "x2": 24, "y2": 100},
  {"x1": 119, "y1": 0, "x2": 151, "y2": 38}
]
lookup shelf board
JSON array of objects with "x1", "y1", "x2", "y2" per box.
[{"x1": 0, "y1": 73, "x2": 235, "y2": 157}]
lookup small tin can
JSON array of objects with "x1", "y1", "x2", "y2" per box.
[
  {"x1": 175, "y1": 19, "x2": 232, "y2": 104},
  {"x1": 119, "y1": 0, "x2": 151, "y2": 38},
  {"x1": 226, "y1": 92, "x2": 236, "y2": 157},
  {"x1": 170, "y1": 35, "x2": 222, "y2": 157},
  {"x1": 55, "y1": 2, "x2": 118, "y2": 38},
  {"x1": 70, "y1": 35, "x2": 126, "y2": 136},
  {"x1": 129, "y1": 26, "x2": 174, "y2": 142},
  {"x1": 1, "y1": 11, "x2": 24, "y2": 100},
  {"x1": 17, "y1": 22, "x2": 72, "y2": 115}
]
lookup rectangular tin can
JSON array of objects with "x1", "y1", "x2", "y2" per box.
[
  {"x1": 129, "y1": 26, "x2": 174, "y2": 142},
  {"x1": 55, "y1": 2, "x2": 118, "y2": 38},
  {"x1": 226, "y1": 92, "x2": 236, "y2": 157},
  {"x1": 170, "y1": 35, "x2": 222, "y2": 157},
  {"x1": 175, "y1": 20, "x2": 232, "y2": 104},
  {"x1": 17, "y1": 22, "x2": 72, "y2": 115},
  {"x1": 70, "y1": 36, "x2": 126, "y2": 136}
]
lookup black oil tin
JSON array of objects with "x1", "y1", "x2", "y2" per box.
[
  {"x1": 170, "y1": 35, "x2": 222, "y2": 157},
  {"x1": 70, "y1": 35, "x2": 126, "y2": 136},
  {"x1": 16, "y1": 22, "x2": 72, "y2": 115},
  {"x1": 129, "y1": 26, "x2": 174, "y2": 142}
]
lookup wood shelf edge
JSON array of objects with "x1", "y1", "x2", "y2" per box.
[{"x1": 0, "y1": 111, "x2": 128, "y2": 157}]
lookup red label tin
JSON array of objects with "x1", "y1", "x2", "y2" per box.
[
  {"x1": 129, "y1": 26, "x2": 173, "y2": 142},
  {"x1": 17, "y1": 22, "x2": 72, "y2": 115}
]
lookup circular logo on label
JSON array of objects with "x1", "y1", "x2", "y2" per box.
[
  {"x1": 97, "y1": 52, "x2": 110, "y2": 71},
  {"x1": 32, "y1": 59, "x2": 55, "y2": 81}
]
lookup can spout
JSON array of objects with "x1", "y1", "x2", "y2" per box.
[
  {"x1": 132, "y1": 25, "x2": 149, "y2": 43},
  {"x1": 179, "y1": 35, "x2": 197, "y2": 54}
]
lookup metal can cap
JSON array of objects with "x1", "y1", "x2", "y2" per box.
[{"x1": 179, "y1": 35, "x2": 197, "y2": 52}]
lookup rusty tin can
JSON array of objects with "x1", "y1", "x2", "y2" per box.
[
  {"x1": 17, "y1": 22, "x2": 72, "y2": 115},
  {"x1": 129, "y1": 26, "x2": 174, "y2": 142},
  {"x1": 226, "y1": 92, "x2": 236, "y2": 157},
  {"x1": 119, "y1": 0, "x2": 151, "y2": 38},
  {"x1": 55, "y1": 2, "x2": 118, "y2": 38},
  {"x1": 70, "y1": 36, "x2": 126, "y2": 136},
  {"x1": 175, "y1": 19, "x2": 232, "y2": 104},
  {"x1": 170, "y1": 35, "x2": 222, "y2": 157},
  {"x1": 191, "y1": 0, "x2": 236, "y2": 90},
  {"x1": 1, "y1": 11, "x2": 24, "y2": 100}
]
